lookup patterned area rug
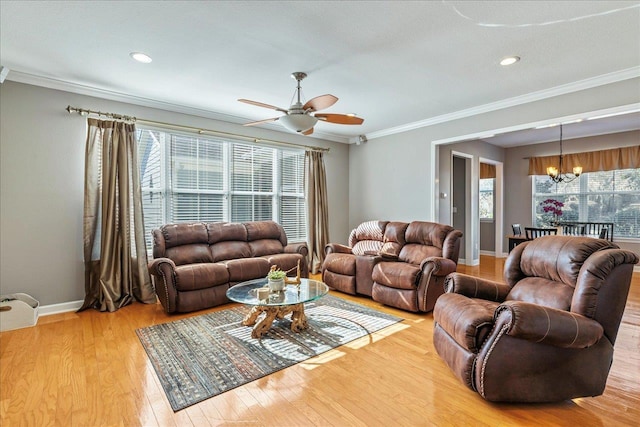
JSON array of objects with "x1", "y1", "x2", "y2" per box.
[{"x1": 136, "y1": 295, "x2": 403, "y2": 411}]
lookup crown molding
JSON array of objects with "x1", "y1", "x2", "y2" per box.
[
  {"x1": 6, "y1": 71, "x2": 350, "y2": 144},
  {"x1": 8, "y1": 67, "x2": 638, "y2": 145},
  {"x1": 365, "y1": 66, "x2": 640, "y2": 141}
]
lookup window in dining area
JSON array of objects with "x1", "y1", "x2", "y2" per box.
[{"x1": 532, "y1": 168, "x2": 640, "y2": 239}]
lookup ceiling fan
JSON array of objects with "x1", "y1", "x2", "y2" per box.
[{"x1": 238, "y1": 72, "x2": 364, "y2": 136}]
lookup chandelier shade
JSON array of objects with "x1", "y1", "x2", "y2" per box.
[
  {"x1": 546, "y1": 124, "x2": 582, "y2": 184},
  {"x1": 279, "y1": 114, "x2": 318, "y2": 133}
]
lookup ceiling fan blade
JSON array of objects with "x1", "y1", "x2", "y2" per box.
[
  {"x1": 238, "y1": 99, "x2": 288, "y2": 113},
  {"x1": 243, "y1": 117, "x2": 280, "y2": 127},
  {"x1": 303, "y1": 94, "x2": 338, "y2": 112},
  {"x1": 302, "y1": 127, "x2": 314, "y2": 136},
  {"x1": 315, "y1": 113, "x2": 364, "y2": 125}
]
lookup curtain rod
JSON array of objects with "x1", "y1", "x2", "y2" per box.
[{"x1": 65, "y1": 105, "x2": 330, "y2": 153}]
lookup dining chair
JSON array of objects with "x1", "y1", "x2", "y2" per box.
[
  {"x1": 525, "y1": 227, "x2": 558, "y2": 240},
  {"x1": 562, "y1": 224, "x2": 586, "y2": 236}
]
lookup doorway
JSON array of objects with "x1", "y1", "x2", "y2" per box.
[{"x1": 451, "y1": 151, "x2": 475, "y2": 265}]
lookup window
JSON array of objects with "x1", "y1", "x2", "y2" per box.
[
  {"x1": 137, "y1": 129, "x2": 306, "y2": 253},
  {"x1": 532, "y1": 168, "x2": 640, "y2": 239},
  {"x1": 479, "y1": 178, "x2": 495, "y2": 220}
]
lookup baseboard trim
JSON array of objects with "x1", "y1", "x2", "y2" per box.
[
  {"x1": 33, "y1": 265, "x2": 640, "y2": 314},
  {"x1": 479, "y1": 250, "x2": 496, "y2": 256},
  {"x1": 39, "y1": 300, "x2": 83, "y2": 316}
]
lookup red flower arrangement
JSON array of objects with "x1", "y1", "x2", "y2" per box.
[
  {"x1": 540, "y1": 198, "x2": 564, "y2": 216},
  {"x1": 539, "y1": 199, "x2": 564, "y2": 225}
]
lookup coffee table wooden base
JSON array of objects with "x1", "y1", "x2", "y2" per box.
[{"x1": 242, "y1": 303, "x2": 308, "y2": 338}]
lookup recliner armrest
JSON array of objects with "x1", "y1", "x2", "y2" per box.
[
  {"x1": 494, "y1": 300, "x2": 604, "y2": 349},
  {"x1": 421, "y1": 257, "x2": 457, "y2": 277},
  {"x1": 324, "y1": 243, "x2": 353, "y2": 255},
  {"x1": 284, "y1": 241, "x2": 309, "y2": 257},
  {"x1": 444, "y1": 272, "x2": 510, "y2": 302}
]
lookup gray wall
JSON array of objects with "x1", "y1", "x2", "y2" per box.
[
  {"x1": 0, "y1": 82, "x2": 350, "y2": 306},
  {"x1": 349, "y1": 78, "x2": 640, "y2": 236},
  {"x1": 504, "y1": 129, "x2": 640, "y2": 256},
  {"x1": 348, "y1": 78, "x2": 640, "y2": 260}
]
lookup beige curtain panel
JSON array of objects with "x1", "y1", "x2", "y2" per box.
[
  {"x1": 528, "y1": 145, "x2": 640, "y2": 175},
  {"x1": 480, "y1": 163, "x2": 496, "y2": 179},
  {"x1": 305, "y1": 151, "x2": 330, "y2": 274},
  {"x1": 80, "y1": 119, "x2": 156, "y2": 312}
]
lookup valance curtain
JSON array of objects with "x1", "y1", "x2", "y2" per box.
[
  {"x1": 528, "y1": 145, "x2": 640, "y2": 175},
  {"x1": 480, "y1": 163, "x2": 496, "y2": 179},
  {"x1": 305, "y1": 151, "x2": 330, "y2": 274},
  {"x1": 80, "y1": 118, "x2": 156, "y2": 312}
]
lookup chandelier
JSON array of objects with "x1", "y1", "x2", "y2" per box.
[{"x1": 546, "y1": 124, "x2": 582, "y2": 184}]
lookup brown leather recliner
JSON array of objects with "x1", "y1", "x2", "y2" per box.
[
  {"x1": 322, "y1": 220, "x2": 463, "y2": 312},
  {"x1": 433, "y1": 235, "x2": 638, "y2": 403}
]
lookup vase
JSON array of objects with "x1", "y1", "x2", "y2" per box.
[{"x1": 268, "y1": 278, "x2": 285, "y2": 292}]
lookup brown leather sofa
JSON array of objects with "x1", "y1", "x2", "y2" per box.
[
  {"x1": 322, "y1": 220, "x2": 462, "y2": 312},
  {"x1": 433, "y1": 235, "x2": 638, "y2": 402},
  {"x1": 148, "y1": 220, "x2": 309, "y2": 313}
]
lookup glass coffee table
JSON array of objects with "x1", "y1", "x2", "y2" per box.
[{"x1": 226, "y1": 278, "x2": 329, "y2": 339}]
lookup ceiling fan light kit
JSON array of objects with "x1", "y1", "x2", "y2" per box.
[
  {"x1": 239, "y1": 71, "x2": 364, "y2": 136},
  {"x1": 279, "y1": 113, "x2": 317, "y2": 133}
]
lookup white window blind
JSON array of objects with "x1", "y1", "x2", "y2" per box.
[
  {"x1": 231, "y1": 145, "x2": 274, "y2": 222},
  {"x1": 280, "y1": 151, "x2": 306, "y2": 241},
  {"x1": 170, "y1": 135, "x2": 226, "y2": 223},
  {"x1": 533, "y1": 168, "x2": 640, "y2": 238},
  {"x1": 137, "y1": 129, "x2": 307, "y2": 252}
]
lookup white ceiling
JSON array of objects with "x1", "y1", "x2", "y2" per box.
[{"x1": 1, "y1": 1, "x2": 639, "y2": 144}]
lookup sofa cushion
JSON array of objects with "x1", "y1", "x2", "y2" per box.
[
  {"x1": 380, "y1": 221, "x2": 408, "y2": 257},
  {"x1": 348, "y1": 220, "x2": 388, "y2": 245},
  {"x1": 210, "y1": 241, "x2": 252, "y2": 262},
  {"x1": 324, "y1": 270, "x2": 357, "y2": 295},
  {"x1": 507, "y1": 277, "x2": 574, "y2": 311},
  {"x1": 223, "y1": 258, "x2": 271, "y2": 282},
  {"x1": 399, "y1": 244, "x2": 442, "y2": 265},
  {"x1": 206, "y1": 222, "x2": 247, "y2": 244},
  {"x1": 250, "y1": 239, "x2": 285, "y2": 257},
  {"x1": 174, "y1": 263, "x2": 230, "y2": 292},
  {"x1": 518, "y1": 236, "x2": 615, "y2": 288},
  {"x1": 350, "y1": 220, "x2": 388, "y2": 255},
  {"x1": 373, "y1": 262, "x2": 421, "y2": 290},
  {"x1": 323, "y1": 252, "x2": 357, "y2": 276},
  {"x1": 161, "y1": 223, "x2": 209, "y2": 249},
  {"x1": 405, "y1": 221, "x2": 452, "y2": 248},
  {"x1": 245, "y1": 221, "x2": 287, "y2": 245},
  {"x1": 165, "y1": 244, "x2": 213, "y2": 266}
]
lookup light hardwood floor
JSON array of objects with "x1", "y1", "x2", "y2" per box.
[{"x1": 1, "y1": 256, "x2": 638, "y2": 426}]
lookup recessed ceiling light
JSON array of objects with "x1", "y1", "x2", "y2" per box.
[
  {"x1": 500, "y1": 56, "x2": 520, "y2": 66},
  {"x1": 130, "y1": 52, "x2": 152, "y2": 63}
]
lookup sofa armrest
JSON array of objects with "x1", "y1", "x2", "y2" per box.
[
  {"x1": 147, "y1": 258, "x2": 177, "y2": 314},
  {"x1": 494, "y1": 301, "x2": 604, "y2": 349},
  {"x1": 148, "y1": 257, "x2": 176, "y2": 275},
  {"x1": 324, "y1": 243, "x2": 353, "y2": 255},
  {"x1": 444, "y1": 272, "x2": 510, "y2": 302},
  {"x1": 285, "y1": 241, "x2": 309, "y2": 257},
  {"x1": 420, "y1": 257, "x2": 457, "y2": 277}
]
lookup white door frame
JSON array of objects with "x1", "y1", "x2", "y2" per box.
[
  {"x1": 451, "y1": 150, "x2": 477, "y2": 266},
  {"x1": 479, "y1": 157, "x2": 504, "y2": 257}
]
